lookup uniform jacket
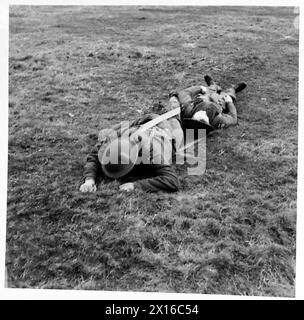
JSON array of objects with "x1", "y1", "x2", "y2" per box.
[
  {"x1": 175, "y1": 85, "x2": 238, "y2": 129},
  {"x1": 82, "y1": 113, "x2": 184, "y2": 192}
]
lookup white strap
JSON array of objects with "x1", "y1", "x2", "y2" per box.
[{"x1": 136, "y1": 107, "x2": 181, "y2": 133}]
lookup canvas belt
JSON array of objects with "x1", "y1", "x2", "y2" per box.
[{"x1": 133, "y1": 107, "x2": 181, "y2": 134}]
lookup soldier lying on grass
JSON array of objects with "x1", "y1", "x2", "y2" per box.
[
  {"x1": 79, "y1": 75, "x2": 246, "y2": 193},
  {"x1": 80, "y1": 95, "x2": 185, "y2": 193},
  {"x1": 172, "y1": 74, "x2": 247, "y2": 130}
]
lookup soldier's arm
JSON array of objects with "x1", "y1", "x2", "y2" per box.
[
  {"x1": 177, "y1": 85, "x2": 205, "y2": 105},
  {"x1": 82, "y1": 142, "x2": 103, "y2": 183},
  {"x1": 212, "y1": 98, "x2": 237, "y2": 129},
  {"x1": 134, "y1": 165, "x2": 180, "y2": 192}
]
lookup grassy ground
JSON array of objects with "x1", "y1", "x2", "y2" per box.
[{"x1": 7, "y1": 6, "x2": 298, "y2": 296}]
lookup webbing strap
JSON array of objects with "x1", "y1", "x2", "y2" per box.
[{"x1": 136, "y1": 107, "x2": 181, "y2": 133}]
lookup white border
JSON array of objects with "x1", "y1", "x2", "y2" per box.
[
  {"x1": 296, "y1": 0, "x2": 303, "y2": 301},
  {"x1": 1, "y1": 0, "x2": 302, "y2": 300},
  {"x1": 5, "y1": 0, "x2": 304, "y2": 6},
  {"x1": 0, "y1": 1, "x2": 9, "y2": 300}
]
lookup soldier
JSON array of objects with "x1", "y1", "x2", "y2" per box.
[
  {"x1": 79, "y1": 95, "x2": 185, "y2": 193},
  {"x1": 172, "y1": 75, "x2": 247, "y2": 130},
  {"x1": 79, "y1": 75, "x2": 246, "y2": 193}
]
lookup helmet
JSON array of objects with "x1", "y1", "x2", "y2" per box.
[{"x1": 99, "y1": 137, "x2": 139, "y2": 179}]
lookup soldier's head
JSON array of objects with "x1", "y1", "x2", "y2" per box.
[{"x1": 99, "y1": 137, "x2": 140, "y2": 179}]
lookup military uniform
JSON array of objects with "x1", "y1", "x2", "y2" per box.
[
  {"x1": 82, "y1": 99, "x2": 184, "y2": 192},
  {"x1": 171, "y1": 80, "x2": 242, "y2": 129}
]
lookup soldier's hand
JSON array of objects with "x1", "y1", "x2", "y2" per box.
[
  {"x1": 119, "y1": 182, "x2": 135, "y2": 192},
  {"x1": 201, "y1": 86, "x2": 207, "y2": 94},
  {"x1": 224, "y1": 95, "x2": 233, "y2": 103},
  {"x1": 80, "y1": 178, "x2": 97, "y2": 193}
]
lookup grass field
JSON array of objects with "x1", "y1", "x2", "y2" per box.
[{"x1": 7, "y1": 6, "x2": 298, "y2": 296}]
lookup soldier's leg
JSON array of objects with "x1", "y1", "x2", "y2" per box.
[
  {"x1": 204, "y1": 75, "x2": 222, "y2": 93},
  {"x1": 221, "y1": 87, "x2": 237, "y2": 102},
  {"x1": 221, "y1": 82, "x2": 247, "y2": 102}
]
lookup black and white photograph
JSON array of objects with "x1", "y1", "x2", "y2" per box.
[{"x1": 2, "y1": 0, "x2": 302, "y2": 299}]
